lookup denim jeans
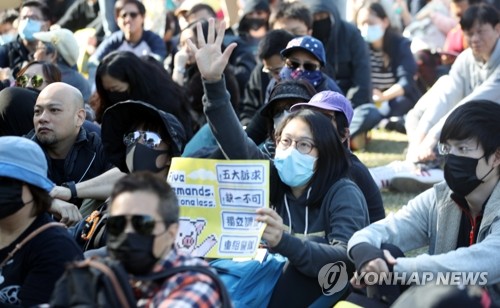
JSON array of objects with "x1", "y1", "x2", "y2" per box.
[{"x1": 351, "y1": 103, "x2": 383, "y2": 138}]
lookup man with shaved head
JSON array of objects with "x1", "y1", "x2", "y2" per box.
[
  {"x1": 33, "y1": 82, "x2": 86, "y2": 156},
  {"x1": 25, "y1": 83, "x2": 114, "y2": 224}
]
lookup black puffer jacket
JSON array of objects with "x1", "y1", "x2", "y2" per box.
[
  {"x1": 26, "y1": 126, "x2": 112, "y2": 189},
  {"x1": 306, "y1": 0, "x2": 372, "y2": 108}
]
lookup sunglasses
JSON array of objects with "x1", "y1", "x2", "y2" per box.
[
  {"x1": 107, "y1": 215, "x2": 165, "y2": 236},
  {"x1": 120, "y1": 11, "x2": 139, "y2": 19},
  {"x1": 123, "y1": 131, "x2": 163, "y2": 149},
  {"x1": 16, "y1": 74, "x2": 44, "y2": 88},
  {"x1": 286, "y1": 59, "x2": 319, "y2": 71}
]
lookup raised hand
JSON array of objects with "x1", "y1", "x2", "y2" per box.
[{"x1": 186, "y1": 18, "x2": 237, "y2": 82}]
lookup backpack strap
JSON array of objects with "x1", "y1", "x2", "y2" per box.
[
  {"x1": 136, "y1": 265, "x2": 233, "y2": 308},
  {"x1": 75, "y1": 259, "x2": 133, "y2": 308},
  {"x1": 0, "y1": 222, "x2": 66, "y2": 268}
]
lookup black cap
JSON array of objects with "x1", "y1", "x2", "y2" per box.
[
  {"x1": 260, "y1": 80, "x2": 316, "y2": 118},
  {"x1": 101, "y1": 100, "x2": 186, "y2": 173}
]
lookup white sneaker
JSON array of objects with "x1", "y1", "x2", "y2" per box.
[
  {"x1": 369, "y1": 161, "x2": 416, "y2": 190},
  {"x1": 390, "y1": 168, "x2": 444, "y2": 193}
]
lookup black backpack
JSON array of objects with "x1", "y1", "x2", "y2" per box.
[{"x1": 50, "y1": 257, "x2": 232, "y2": 308}]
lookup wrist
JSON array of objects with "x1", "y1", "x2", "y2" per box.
[
  {"x1": 174, "y1": 65, "x2": 186, "y2": 74},
  {"x1": 62, "y1": 181, "x2": 77, "y2": 199},
  {"x1": 202, "y1": 75, "x2": 222, "y2": 82}
]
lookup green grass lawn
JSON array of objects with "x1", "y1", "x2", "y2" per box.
[
  {"x1": 354, "y1": 129, "x2": 428, "y2": 255},
  {"x1": 354, "y1": 129, "x2": 418, "y2": 215}
]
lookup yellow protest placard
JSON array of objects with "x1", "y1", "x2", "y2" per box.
[{"x1": 167, "y1": 157, "x2": 270, "y2": 259}]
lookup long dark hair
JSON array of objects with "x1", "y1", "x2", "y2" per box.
[
  {"x1": 357, "y1": 1, "x2": 399, "y2": 59},
  {"x1": 95, "y1": 51, "x2": 193, "y2": 138},
  {"x1": 28, "y1": 183, "x2": 53, "y2": 216},
  {"x1": 271, "y1": 109, "x2": 350, "y2": 208}
]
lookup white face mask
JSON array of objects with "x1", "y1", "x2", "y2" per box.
[
  {"x1": 273, "y1": 110, "x2": 291, "y2": 130},
  {"x1": 360, "y1": 24, "x2": 384, "y2": 43}
]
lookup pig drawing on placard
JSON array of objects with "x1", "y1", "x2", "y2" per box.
[{"x1": 176, "y1": 218, "x2": 217, "y2": 257}]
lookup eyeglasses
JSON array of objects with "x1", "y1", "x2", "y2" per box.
[
  {"x1": 107, "y1": 215, "x2": 166, "y2": 236},
  {"x1": 16, "y1": 74, "x2": 44, "y2": 88},
  {"x1": 262, "y1": 65, "x2": 283, "y2": 76},
  {"x1": 123, "y1": 131, "x2": 163, "y2": 149},
  {"x1": 277, "y1": 137, "x2": 315, "y2": 154},
  {"x1": 285, "y1": 59, "x2": 319, "y2": 71},
  {"x1": 120, "y1": 11, "x2": 140, "y2": 19},
  {"x1": 438, "y1": 142, "x2": 478, "y2": 155}
]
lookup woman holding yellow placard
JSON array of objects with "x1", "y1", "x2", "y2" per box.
[{"x1": 189, "y1": 19, "x2": 370, "y2": 307}]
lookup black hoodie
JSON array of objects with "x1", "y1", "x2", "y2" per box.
[
  {"x1": 0, "y1": 87, "x2": 38, "y2": 137},
  {"x1": 306, "y1": 0, "x2": 372, "y2": 108}
]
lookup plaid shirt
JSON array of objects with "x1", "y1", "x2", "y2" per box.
[{"x1": 135, "y1": 249, "x2": 221, "y2": 308}]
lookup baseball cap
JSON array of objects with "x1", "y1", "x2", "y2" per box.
[
  {"x1": 101, "y1": 100, "x2": 187, "y2": 173},
  {"x1": 0, "y1": 136, "x2": 54, "y2": 192},
  {"x1": 290, "y1": 91, "x2": 353, "y2": 125},
  {"x1": 281, "y1": 36, "x2": 326, "y2": 66},
  {"x1": 33, "y1": 28, "x2": 79, "y2": 67}
]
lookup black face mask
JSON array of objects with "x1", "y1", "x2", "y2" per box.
[
  {"x1": 107, "y1": 91, "x2": 130, "y2": 104},
  {"x1": 444, "y1": 154, "x2": 495, "y2": 197},
  {"x1": 246, "y1": 18, "x2": 267, "y2": 31},
  {"x1": 107, "y1": 232, "x2": 158, "y2": 275},
  {"x1": 312, "y1": 17, "x2": 332, "y2": 45},
  {"x1": 125, "y1": 143, "x2": 169, "y2": 173},
  {"x1": 0, "y1": 178, "x2": 25, "y2": 219}
]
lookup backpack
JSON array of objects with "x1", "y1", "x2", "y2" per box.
[
  {"x1": 71, "y1": 202, "x2": 109, "y2": 251},
  {"x1": 50, "y1": 257, "x2": 233, "y2": 308},
  {"x1": 209, "y1": 253, "x2": 287, "y2": 308}
]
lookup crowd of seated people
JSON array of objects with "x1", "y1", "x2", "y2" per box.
[{"x1": 0, "y1": 0, "x2": 499, "y2": 306}]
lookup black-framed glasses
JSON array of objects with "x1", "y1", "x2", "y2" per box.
[
  {"x1": 277, "y1": 137, "x2": 316, "y2": 154},
  {"x1": 16, "y1": 74, "x2": 44, "y2": 88},
  {"x1": 120, "y1": 11, "x2": 140, "y2": 19},
  {"x1": 123, "y1": 131, "x2": 163, "y2": 149},
  {"x1": 285, "y1": 59, "x2": 319, "y2": 71},
  {"x1": 107, "y1": 215, "x2": 165, "y2": 236}
]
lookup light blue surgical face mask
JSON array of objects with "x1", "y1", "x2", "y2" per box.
[
  {"x1": 274, "y1": 147, "x2": 317, "y2": 187},
  {"x1": 0, "y1": 33, "x2": 16, "y2": 45},
  {"x1": 360, "y1": 24, "x2": 384, "y2": 43},
  {"x1": 18, "y1": 19, "x2": 43, "y2": 42}
]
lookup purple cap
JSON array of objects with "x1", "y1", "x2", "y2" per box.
[
  {"x1": 290, "y1": 91, "x2": 353, "y2": 125},
  {"x1": 280, "y1": 36, "x2": 326, "y2": 66}
]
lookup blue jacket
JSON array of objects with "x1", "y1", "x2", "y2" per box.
[
  {"x1": 381, "y1": 33, "x2": 421, "y2": 103},
  {"x1": 0, "y1": 36, "x2": 31, "y2": 77},
  {"x1": 91, "y1": 29, "x2": 167, "y2": 63}
]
